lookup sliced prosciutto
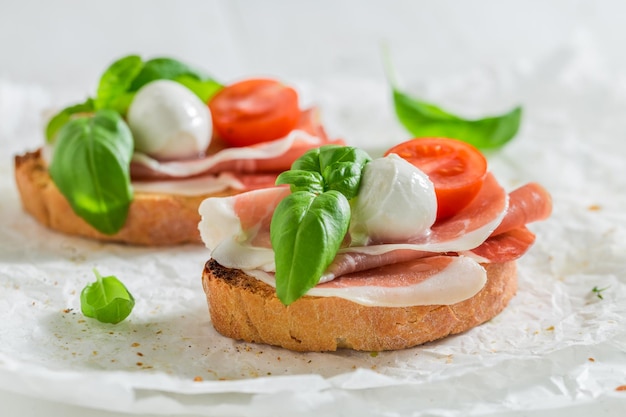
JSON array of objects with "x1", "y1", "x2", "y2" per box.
[
  {"x1": 492, "y1": 182, "x2": 552, "y2": 236},
  {"x1": 463, "y1": 226, "x2": 537, "y2": 263},
  {"x1": 132, "y1": 171, "x2": 279, "y2": 196},
  {"x1": 199, "y1": 170, "x2": 553, "y2": 284},
  {"x1": 322, "y1": 181, "x2": 553, "y2": 279},
  {"x1": 199, "y1": 186, "x2": 289, "y2": 271},
  {"x1": 199, "y1": 172, "x2": 509, "y2": 277},
  {"x1": 131, "y1": 109, "x2": 342, "y2": 180},
  {"x1": 246, "y1": 256, "x2": 487, "y2": 307}
]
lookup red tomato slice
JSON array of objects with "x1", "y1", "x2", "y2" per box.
[
  {"x1": 208, "y1": 78, "x2": 300, "y2": 147},
  {"x1": 384, "y1": 137, "x2": 488, "y2": 221}
]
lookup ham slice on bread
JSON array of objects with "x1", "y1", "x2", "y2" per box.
[
  {"x1": 14, "y1": 108, "x2": 341, "y2": 245},
  {"x1": 199, "y1": 172, "x2": 552, "y2": 351}
]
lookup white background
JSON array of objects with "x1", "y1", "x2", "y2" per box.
[
  {"x1": 2, "y1": 1, "x2": 626, "y2": 416},
  {"x1": 3, "y1": 0, "x2": 626, "y2": 90}
]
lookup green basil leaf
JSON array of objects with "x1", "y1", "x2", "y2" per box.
[
  {"x1": 95, "y1": 55, "x2": 144, "y2": 113},
  {"x1": 392, "y1": 88, "x2": 523, "y2": 149},
  {"x1": 81, "y1": 268, "x2": 135, "y2": 324},
  {"x1": 270, "y1": 190, "x2": 350, "y2": 305},
  {"x1": 318, "y1": 145, "x2": 370, "y2": 171},
  {"x1": 276, "y1": 170, "x2": 324, "y2": 194},
  {"x1": 270, "y1": 145, "x2": 371, "y2": 304},
  {"x1": 318, "y1": 146, "x2": 371, "y2": 198},
  {"x1": 45, "y1": 98, "x2": 95, "y2": 143},
  {"x1": 322, "y1": 161, "x2": 366, "y2": 199},
  {"x1": 290, "y1": 145, "x2": 371, "y2": 196},
  {"x1": 49, "y1": 110, "x2": 134, "y2": 235},
  {"x1": 129, "y1": 57, "x2": 223, "y2": 102}
]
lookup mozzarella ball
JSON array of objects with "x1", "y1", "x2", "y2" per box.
[
  {"x1": 127, "y1": 80, "x2": 211, "y2": 159},
  {"x1": 350, "y1": 154, "x2": 437, "y2": 243}
]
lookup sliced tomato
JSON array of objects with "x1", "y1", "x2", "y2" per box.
[
  {"x1": 384, "y1": 137, "x2": 488, "y2": 221},
  {"x1": 208, "y1": 78, "x2": 300, "y2": 147}
]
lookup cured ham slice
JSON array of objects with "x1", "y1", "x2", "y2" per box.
[
  {"x1": 200, "y1": 166, "x2": 551, "y2": 295},
  {"x1": 131, "y1": 109, "x2": 342, "y2": 180},
  {"x1": 492, "y1": 183, "x2": 552, "y2": 236},
  {"x1": 318, "y1": 173, "x2": 507, "y2": 280},
  {"x1": 319, "y1": 249, "x2": 433, "y2": 284},
  {"x1": 247, "y1": 256, "x2": 487, "y2": 307},
  {"x1": 199, "y1": 186, "x2": 288, "y2": 271},
  {"x1": 323, "y1": 180, "x2": 553, "y2": 276},
  {"x1": 463, "y1": 226, "x2": 536, "y2": 263},
  {"x1": 132, "y1": 172, "x2": 278, "y2": 196},
  {"x1": 200, "y1": 173, "x2": 509, "y2": 278}
]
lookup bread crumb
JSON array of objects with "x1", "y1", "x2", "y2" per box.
[
  {"x1": 588, "y1": 357, "x2": 595, "y2": 362},
  {"x1": 131, "y1": 342, "x2": 140, "y2": 347},
  {"x1": 588, "y1": 204, "x2": 602, "y2": 211},
  {"x1": 193, "y1": 376, "x2": 203, "y2": 382},
  {"x1": 546, "y1": 326, "x2": 555, "y2": 331}
]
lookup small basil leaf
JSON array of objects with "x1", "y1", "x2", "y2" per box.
[
  {"x1": 318, "y1": 145, "x2": 370, "y2": 172},
  {"x1": 276, "y1": 170, "x2": 324, "y2": 194},
  {"x1": 392, "y1": 88, "x2": 523, "y2": 149},
  {"x1": 129, "y1": 57, "x2": 223, "y2": 102},
  {"x1": 81, "y1": 268, "x2": 135, "y2": 324},
  {"x1": 322, "y1": 161, "x2": 366, "y2": 199},
  {"x1": 317, "y1": 146, "x2": 371, "y2": 197},
  {"x1": 270, "y1": 190, "x2": 350, "y2": 305},
  {"x1": 95, "y1": 55, "x2": 144, "y2": 113},
  {"x1": 45, "y1": 98, "x2": 95, "y2": 143},
  {"x1": 49, "y1": 110, "x2": 134, "y2": 235}
]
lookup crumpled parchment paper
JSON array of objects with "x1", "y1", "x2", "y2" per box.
[{"x1": 1, "y1": 38, "x2": 625, "y2": 416}]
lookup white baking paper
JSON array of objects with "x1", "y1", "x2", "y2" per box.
[{"x1": 1, "y1": 38, "x2": 625, "y2": 416}]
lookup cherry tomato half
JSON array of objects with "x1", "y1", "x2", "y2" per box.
[
  {"x1": 209, "y1": 78, "x2": 300, "y2": 147},
  {"x1": 384, "y1": 137, "x2": 488, "y2": 221}
]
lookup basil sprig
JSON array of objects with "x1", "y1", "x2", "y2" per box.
[
  {"x1": 44, "y1": 55, "x2": 223, "y2": 233},
  {"x1": 46, "y1": 55, "x2": 223, "y2": 142},
  {"x1": 45, "y1": 98, "x2": 95, "y2": 144},
  {"x1": 392, "y1": 89, "x2": 522, "y2": 149},
  {"x1": 382, "y1": 46, "x2": 522, "y2": 149},
  {"x1": 271, "y1": 145, "x2": 371, "y2": 305},
  {"x1": 49, "y1": 110, "x2": 134, "y2": 234},
  {"x1": 81, "y1": 268, "x2": 135, "y2": 324}
]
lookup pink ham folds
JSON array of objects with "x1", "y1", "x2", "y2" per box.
[
  {"x1": 129, "y1": 108, "x2": 342, "y2": 197},
  {"x1": 198, "y1": 173, "x2": 552, "y2": 307},
  {"x1": 130, "y1": 109, "x2": 342, "y2": 182},
  {"x1": 247, "y1": 256, "x2": 487, "y2": 307}
]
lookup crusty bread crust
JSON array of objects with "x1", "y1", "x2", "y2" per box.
[
  {"x1": 14, "y1": 149, "x2": 241, "y2": 246},
  {"x1": 202, "y1": 258, "x2": 518, "y2": 352}
]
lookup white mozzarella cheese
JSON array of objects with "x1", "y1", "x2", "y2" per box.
[{"x1": 127, "y1": 80, "x2": 212, "y2": 160}]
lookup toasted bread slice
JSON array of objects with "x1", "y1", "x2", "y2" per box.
[
  {"x1": 14, "y1": 149, "x2": 242, "y2": 246},
  {"x1": 201, "y1": 258, "x2": 517, "y2": 352}
]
